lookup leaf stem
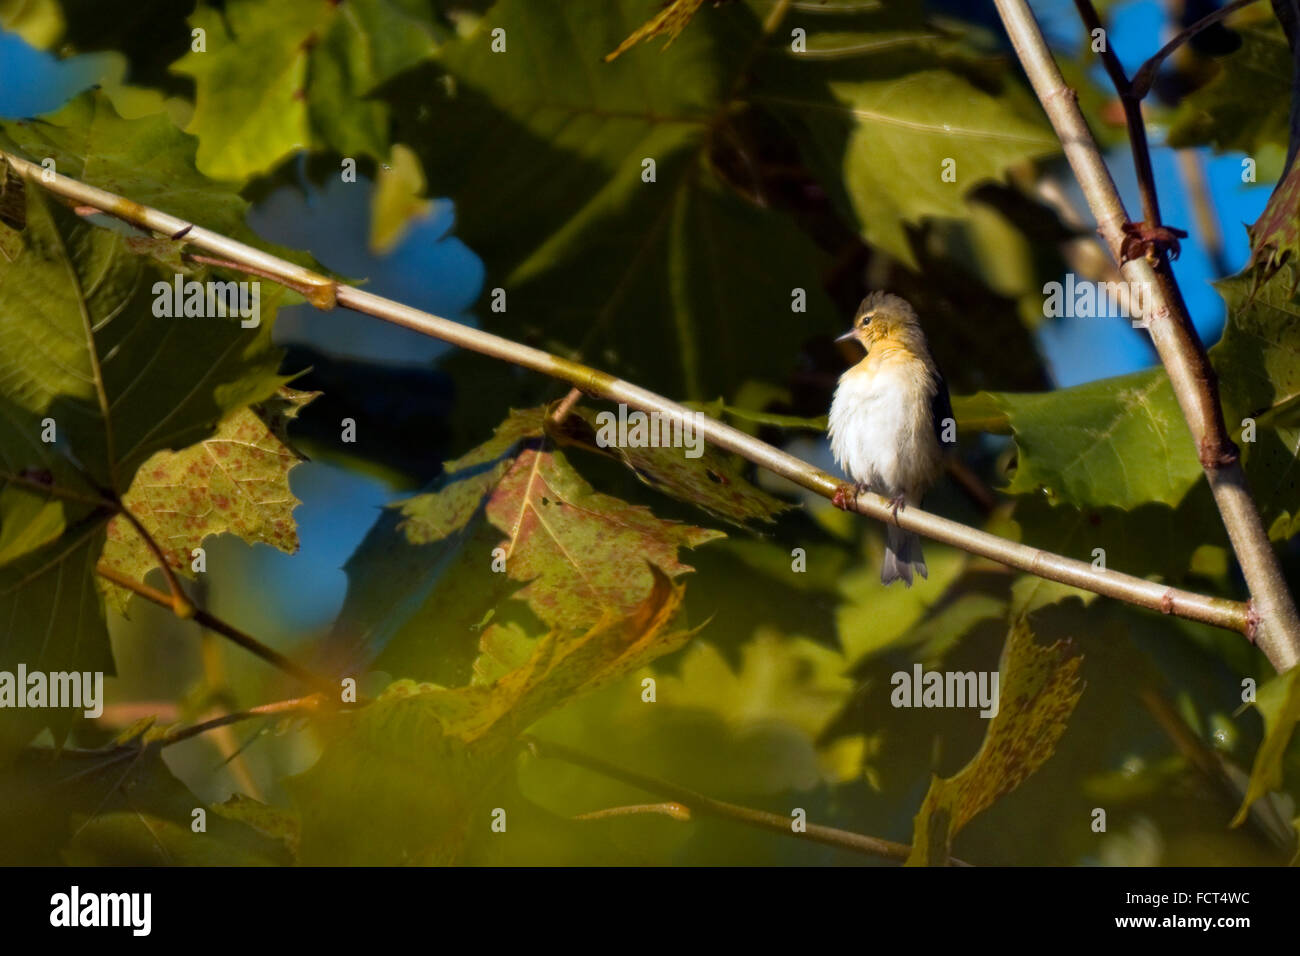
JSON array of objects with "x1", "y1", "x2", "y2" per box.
[
  {"x1": 153, "y1": 694, "x2": 327, "y2": 748},
  {"x1": 550, "y1": 387, "x2": 584, "y2": 425}
]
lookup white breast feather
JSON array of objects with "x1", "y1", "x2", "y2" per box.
[{"x1": 829, "y1": 361, "x2": 940, "y2": 500}]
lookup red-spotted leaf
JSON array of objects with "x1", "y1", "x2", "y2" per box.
[{"x1": 100, "y1": 388, "x2": 316, "y2": 612}]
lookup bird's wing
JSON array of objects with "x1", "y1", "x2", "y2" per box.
[{"x1": 931, "y1": 371, "x2": 955, "y2": 446}]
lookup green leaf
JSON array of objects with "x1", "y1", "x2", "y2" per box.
[
  {"x1": 1212, "y1": 202, "x2": 1300, "y2": 541},
  {"x1": 1233, "y1": 665, "x2": 1300, "y2": 826},
  {"x1": 1010, "y1": 487, "x2": 1227, "y2": 591},
  {"x1": 0, "y1": 0, "x2": 63, "y2": 48},
  {"x1": 0, "y1": 91, "x2": 309, "y2": 260},
  {"x1": 368, "y1": 143, "x2": 434, "y2": 254},
  {"x1": 173, "y1": 0, "x2": 442, "y2": 180},
  {"x1": 752, "y1": 5, "x2": 1058, "y2": 266},
  {"x1": 0, "y1": 741, "x2": 293, "y2": 864},
  {"x1": 390, "y1": 0, "x2": 842, "y2": 400},
  {"x1": 0, "y1": 173, "x2": 286, "y2": 680},
  {"x1": 99, "y1": 387, "x2": 316, "y2": 613},
  {"x1": 1167, "y1": 20, "x2": 1292, "y2": 183},
  {"x1": 907, "y1": 617, "x2": 1083, "y2": 865},
  {"x1": 972, "y1": 370, "x2": 1201, "y2": 509},
  {"x1": 963, "y1": 171, "x2": 1300, "y2": 524},
  {"x1": 1243, "y1": 159, "x2": 1300, "y2": 292},
  {"x1": 654, "y1": 631, "x2": 866, "y2": 784},
  {"x1": 292, "y1": 570, "x2": 691, "y2": 864},
  {"x1": 0, "y1": 506, "x2": 109, "y2": 751},
  {"x1": 0, "y1": 184, "x2": 286, "y2": 489}
]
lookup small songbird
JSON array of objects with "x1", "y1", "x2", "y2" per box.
[{"x1": 829, "y1": 292, "x2": 952, "y2": 587}]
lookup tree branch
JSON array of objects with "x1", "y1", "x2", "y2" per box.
[
  {"x1": 0, "y1": 151, "x2": 1269, "y2": 660},
  {"x1": 522, "y1": 735, "x2": 963, "y2": 864},
  {"x1": 994, "y1": 0, "x2": 1300, "y2": 671}
]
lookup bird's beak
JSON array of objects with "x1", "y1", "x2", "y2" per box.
[{"x1": 835, "y1": 329, "x2": 857, "y2": 344}]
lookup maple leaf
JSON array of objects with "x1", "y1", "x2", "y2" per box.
[{"x1": 99, "y1": 388, "x2": 316, "y2": 612}]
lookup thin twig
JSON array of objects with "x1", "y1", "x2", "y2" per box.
[
  {"x1": 153, "y1": 694, "x2": 327, "y2": 748},
  {"x1": 0, "y1": 152, "x2": 1265, "y2": 656},
  {"x1": 1074, "y1": 0, "x2": 1164, "y2": 227},
  {"x1": 574, "y1": 801, "x2": 692, "y2": 822},
  {"x1": 1130, "y1": 0, "x2": 1262, "y2": 99},
  {"x1": 95, "y1": 562, "x2": 339, "y2": 696},
  {"x1": 523, "y1": 735, "x2": 962, "y2": 864},
  {"x1": 550, "y1": 387, "x2": 584, "y2": 425},
  {"x1": 994, "y1": 0, "x2": 1300, "y2": 671}
]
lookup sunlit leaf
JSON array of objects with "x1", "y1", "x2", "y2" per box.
[
  {"x1": 173, "y1": 0, "x2": 442, "y2": 180},
  {"x1": 99, "y1": 387, "x2": 316, "y2": 613},
  {"x1": 368, "y1": 142, "x2": 434, "y2": 254}
]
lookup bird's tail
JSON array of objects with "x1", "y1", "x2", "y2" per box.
[{"x1": 882, "y1": 525, "x2": 927, "y2": 587}]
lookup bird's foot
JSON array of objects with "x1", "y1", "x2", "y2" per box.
[
  {"x1": 890, "y1": 494, "x2": 906, "y2": 523},
  {"x1": 832, "y1": 482, "x2": 866, "y2": 511},
  {"x1": 1120, "y1": 221, "x2": 1188, "y2": 265}
]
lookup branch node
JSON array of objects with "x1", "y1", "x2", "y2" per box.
[
  {"x1": 1045, "y1": 84, "x2": 1079, "y2": 105},
  {"x1": 1197, "y1": 434, "x2": 1240, "y2": 470},
  {"x1": 1120, "y1": 221, "x2": 1188, "y2": 264}
]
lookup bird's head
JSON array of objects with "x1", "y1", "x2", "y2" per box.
[{"x1": 836, "y1": 292, "x2": 924, "y2": 354}]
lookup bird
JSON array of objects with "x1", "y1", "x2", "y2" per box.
[{"x1": 828, "y1": 292, "x2": 953, "y2": 587}]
